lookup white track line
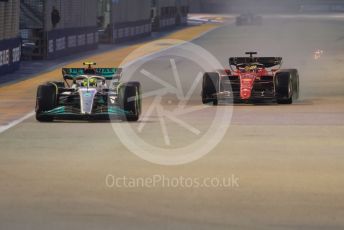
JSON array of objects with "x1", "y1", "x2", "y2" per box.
[
  {"x1": 0, "y1": 111, "x2": 35, "y2": 134},
  {"x1": 0, "y1": 24, "x2": 222, "y2": 135}
]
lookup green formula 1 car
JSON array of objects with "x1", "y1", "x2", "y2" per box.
[{"x1": 35, "y1": 62, "x2": 141, "y2": 122}]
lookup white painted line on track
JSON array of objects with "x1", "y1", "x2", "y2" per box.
[
  {"x1": 0, "y1": 24, "x2": 222, "y2": 135},
  {"x1": 0, "y1": 111, "x2": 35, "y2": 134}
]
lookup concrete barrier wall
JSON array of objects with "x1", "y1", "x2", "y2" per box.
[
  {"x1": 46, "y1": 26, "x2": 98, "y2": 59},
  {"x1": 43, "y1": 0, "x2": 98, "y2": 59},
  {"x1": 112, "y1": 19, "x2": 151, "y2": 43},
  {"x1": 151, "y1": 0, "x2": 189, "y2": 31}
]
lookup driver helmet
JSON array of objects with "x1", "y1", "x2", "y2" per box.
[{"x1": 82, "y1": 78, "x2": 97, "y2": 87}]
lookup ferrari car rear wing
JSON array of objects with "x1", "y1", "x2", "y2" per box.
[
  {"x1": 62, "y1": 68, "x2": 122, "y2": 80},
  {"x1": 229, "y1": 57, "x2": 282, "y2": 68}
]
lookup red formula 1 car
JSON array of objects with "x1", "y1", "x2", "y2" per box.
[{"x1": 202, "y1": 52, "x2": 300, "y2": 105}]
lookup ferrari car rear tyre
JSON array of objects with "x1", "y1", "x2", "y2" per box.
[
  {"x1": 35, "y1": 84, "x2": 57, "y2": 122},
  {"x1": 120, "y1": 84, "x2": 140, "y2": 122},
  {"x1": 202, "y1": 72, "x2": 219, "y2": 106},
  {"x1": 276, "y1": 69, "x2": 299, "y2": 104}
]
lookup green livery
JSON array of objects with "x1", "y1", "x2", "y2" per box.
[{"x1": 35, "y1": 63, "x2": 141, "y2": 122}]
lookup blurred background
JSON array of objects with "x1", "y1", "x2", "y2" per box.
[
  {"x1": 1, "y1": 0, "x2": 343, "y2": 76},
  {"x1": 189, "y1": 0, "x2": 344, "y2": 13}
]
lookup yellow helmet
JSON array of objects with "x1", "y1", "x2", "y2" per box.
[{"x1": 82, "y1": 78, "x2": 97, "y2": 87}]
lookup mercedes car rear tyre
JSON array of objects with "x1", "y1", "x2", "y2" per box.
[
  {"x1": 125, "y1": 81, "x2": 142, "y2": 115},
  {"x1": 120, "y1": 83, "x2": 140, "y2": 122}
]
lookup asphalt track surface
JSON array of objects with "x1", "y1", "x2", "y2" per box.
[{"x1": 0, "y1": 15, "x2": 344, "y2": 229}]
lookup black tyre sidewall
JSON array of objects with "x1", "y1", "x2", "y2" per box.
[
  {"x1": 120, "y1": 84, "x2": 140, "y2": 122},
  {"x1": 125, "y1": 81, "x2": 142, "y2": 115},
  {"x1": 36, "y1": 84, "x2": 57, "y2": 121},
  {"x1": 202, "y1": 72, "x2": 219, "y2": 105},
  {"x1": 275, "y1": 71, "x2": 294, "y2": 104}
]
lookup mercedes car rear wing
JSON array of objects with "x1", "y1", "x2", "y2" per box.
[{"x1": 62, "y1": 68, "x2": 122, "y2": 80}]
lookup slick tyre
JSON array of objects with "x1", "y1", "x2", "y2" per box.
[
  {"x1": 126, "y1": 81, "x2": 142, "y2": 115},
  {"x1": 120, "y1": 84, "x2": 140, "y2": 122},
  {"x1": 275, "y1": 69, "x2": 299, "y2": 104},
  {"x1": 36, "y1": 84, "x2": 57, "y2": 122},
  {"x1": 202, "y1": 72, "x2": 219, "y2": 106}
]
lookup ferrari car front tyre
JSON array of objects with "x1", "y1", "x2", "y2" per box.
[
  {"x1": 35, "y1": 84, "x2": 57, "y2": 122},
  {"x1": 275, "y1": 69, "x2": 299, "y2": 104},
  {"x1": 202, "y1": 72, "x2": 219, "y2": 106}
]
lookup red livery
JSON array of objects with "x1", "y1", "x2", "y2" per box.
[{"x1": 202, "y1": 52, "x2": 300, "y2": 105}]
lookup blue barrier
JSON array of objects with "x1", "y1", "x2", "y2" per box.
[
  {"x1": 0, "y1": 37, "x2": 21, "y2": 76},
  {"x1": 101, "y1": 19, "x2": 152, "y2": 43},
  {"x1": 46, "y1": 26, "x2": 98, "y2": 59}
]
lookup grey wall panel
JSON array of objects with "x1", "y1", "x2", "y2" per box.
[
  {"x1": 44, "y1": 0, "x2": 97, "y2": 32},
  {"x1": 19, "y1": 0, "x2": 98, "y2": 59},
  {"x1": 111, "y1": 0, "x2": 151, "y2": 24},
  {"x1": 0, "y1": 0, "x2": 20, "y2": 40},
  {"x1": 105, "y1": 0, "x2": 151, "y2": 43},
  {"x1": 20, "y1": 0, "x2": 44, "y2": 29},
  {"x1": 0, "y1": 0, "x2": 21, "y2": 74},
  {"x1": 0, "y1": 2, "x2": 5, "y2": 40},
  {"x1": 152, "y1": 0, "x2": 189, "y2": 30},
  {"x1": 46, "y1": 27, "x2": 97, "y2": 59},
  {"x1": 43, "y1": 0, "x2": 99, "y2": 59}
]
